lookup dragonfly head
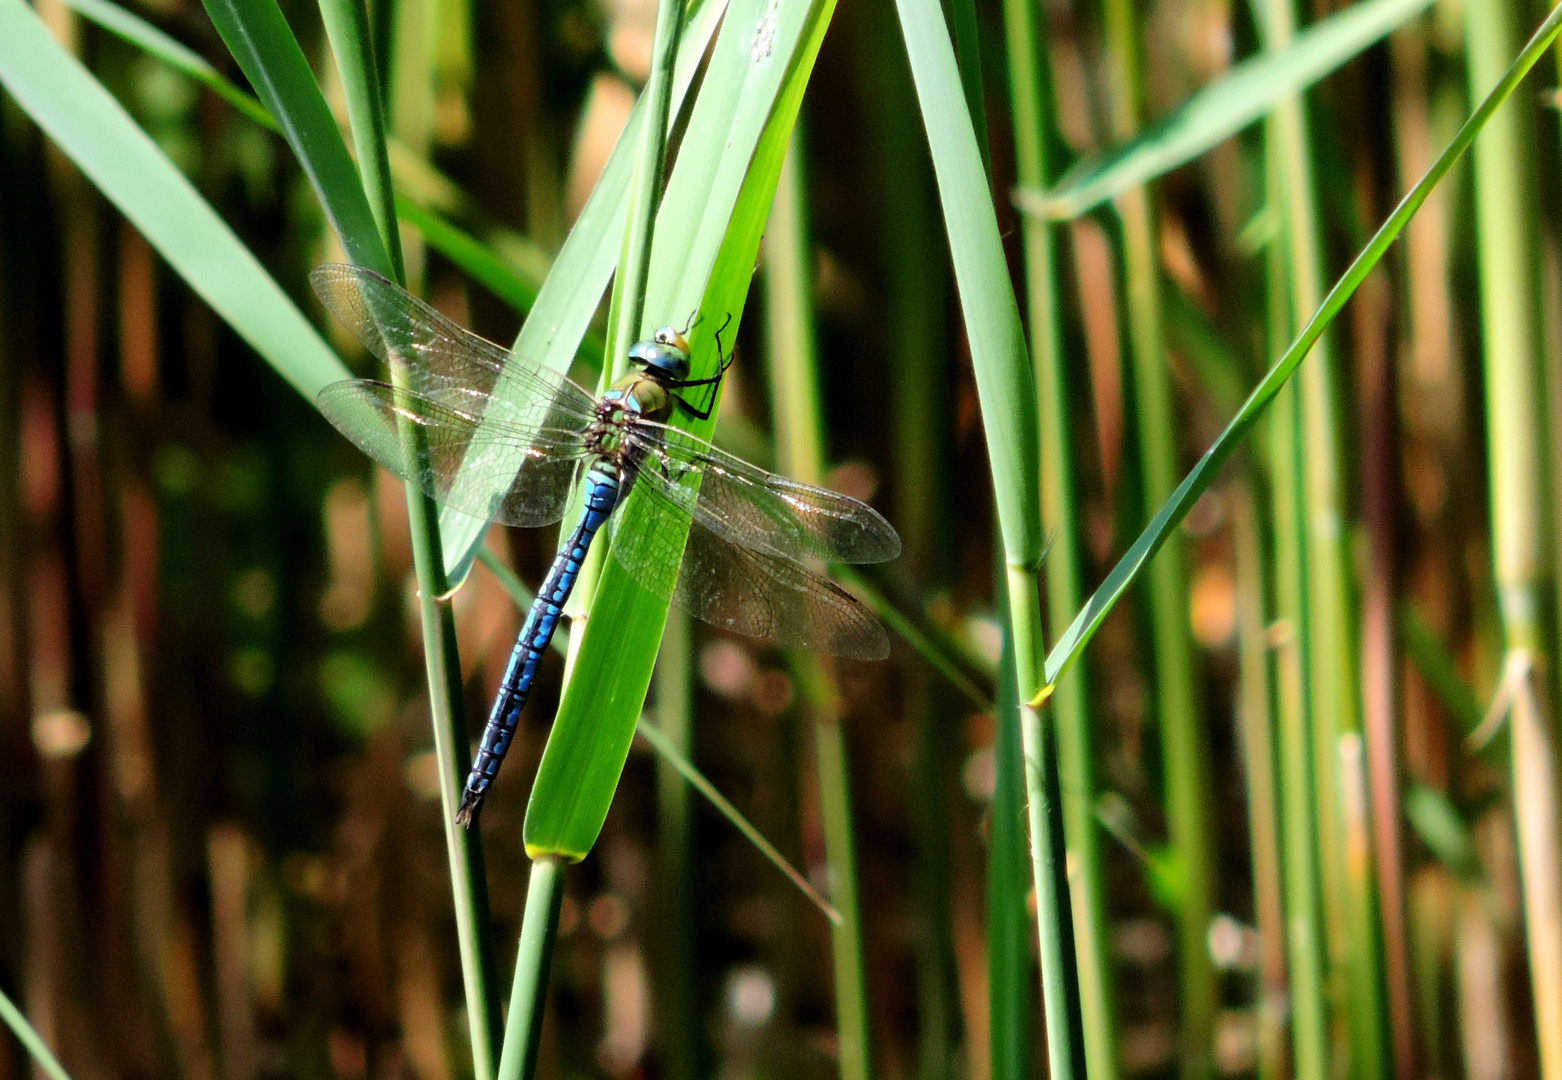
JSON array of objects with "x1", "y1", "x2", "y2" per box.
[{"x1": 628, "y1": 327, "x2": 692, "y2": 382}]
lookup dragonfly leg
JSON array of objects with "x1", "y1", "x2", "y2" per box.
[{"x1": 670, "y1": 313, "x2": 735, "y2": 421}]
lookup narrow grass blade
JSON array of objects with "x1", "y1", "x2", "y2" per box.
[
  {"x1": 49, "y1": 0, "x2": 559, "y2": 338},
  {"x1": 0, "y1": 0, "x2": 345, "y2": 399},
  {"x1": 651, "y1": 610, "x2": 698, "y2": 1080},
  {"x1": 1269, "y1": 367, "x2": 1331, "y2": 1080},
  {"x1": 200, "y1": 0, "x2": 392, "y2": 278},
  {"x1": 58, "y1": 0, "x2": 278, "y2": 129},
  {"x1": 1022, "y1": 0, "x2": 1436, "y2": 219},
  {"x1": 1259, "y1": 0, "x2": 1390, "y2": 1066},
  {"x1": 636, "y1": 718, "x2": 841, "y2": 923},
  {"x1": 892, "y1": 2, "x2": 1082, "y2": 1076},
  {"x1": 1039, "y1": 0, "x2": 1562, "y2": 690},
  {"x1": 646, "y1": 612, "x2": 696, "y2": 1080},
  {"x1": 1097, "y1": 0, "x2": 1219, "y2": 1054},
  {"x1": 834, "y1": 566, "x2": 992, "y2": 712},
  {"x1": 319, "y1": 0, "x2": 402, "y2": 279},
  {"x1": 892, "y1": 0, "x2": 1039, "y2": 566},
  {"x1": 612, "y1": 0, "x2": 684, "y2": 352},
  {"x1": 396, "y1": 196, "x2": 540, "y2": 315},
  {"x1": 0, "y1": 988, "x2": 73, "y2": 1080},
  {"x1": 1230, "y1": 485, "x2": 1288, "y2": 1080}
]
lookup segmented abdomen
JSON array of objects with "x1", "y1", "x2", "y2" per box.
[{"x1": 455, "y1": 467, "x2": 620, "y2": 824}]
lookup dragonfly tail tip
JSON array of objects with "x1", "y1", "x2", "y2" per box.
[{"x1": 455, "y1": 793, "x2": 481, "y2": 828}]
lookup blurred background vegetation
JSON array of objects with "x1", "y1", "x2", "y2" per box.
[{"x1": 2, "y1": 0, "x2": 1562, "y2": 1075}]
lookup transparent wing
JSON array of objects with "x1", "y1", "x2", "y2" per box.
[
  {"x1": 626, "y1": 421, "x2": 901, "y2": 565},
  {"x1": 609, "y1": 481, "x2": 890, "y2": 661},
  {"x1": 311, "y1": 263, "x2": 598, "y2": 426},
  {"x1": 317, "y1": 379, "x2": 589, "y2": 528}
]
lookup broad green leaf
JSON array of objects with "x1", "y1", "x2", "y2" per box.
[
  {"x1": 434, "y1": 0, "x2": 728, "y2": 577},
  {"x1": 522, "y1": 0, "x2": 841, "y2": 860},
  {"x1": 0, "y1": 0, "x2": 345, "y2": 398},
  {"x1": 1022, "y1": 0, "x2": 1436, "y2": 220},
  {"x1": 1039, "y1": 0, "x2": 1562, "y2": 690}
]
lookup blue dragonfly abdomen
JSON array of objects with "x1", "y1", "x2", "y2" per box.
[{"x1": 455, "y1": 464, "x2": 622, "y2": 824}]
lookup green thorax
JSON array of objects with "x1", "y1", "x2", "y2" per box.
[{"x1": 606, "y1": 370, "x2": 673, "y2": 421}]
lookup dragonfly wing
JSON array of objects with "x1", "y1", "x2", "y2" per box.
[
  {"x1": 318, "y1": 379, "x2": 588, "y2": 528},
  {"x1": 629, "y1": 422, "x2": 901, "y2": 565},
  {"x1": 311, "y1": 264, "x2": 598, "y2": 425},
  {"x1": 609, "y1": 482, "x2": 890, "y2": 661}
]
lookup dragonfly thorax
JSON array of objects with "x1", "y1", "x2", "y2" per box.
[{"x1": 587, "y1": 375, "x2": 669, "y2": 460}]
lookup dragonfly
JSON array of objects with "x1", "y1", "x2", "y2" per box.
[{"x1": 311, "y1": 265, "x2": 901, "y2": 824}]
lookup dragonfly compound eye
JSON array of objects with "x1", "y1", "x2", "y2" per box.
[{"x1": 628, "y1": 332, "x2": 691, "y2": 381}]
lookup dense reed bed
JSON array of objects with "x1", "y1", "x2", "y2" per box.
[{"x1": 1, "y1": 0, "x2": 1560, "y2": 1074}]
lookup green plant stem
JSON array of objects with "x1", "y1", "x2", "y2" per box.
[
  {"x1": 318, "y1": 5, "x2": 502, "y2": 1069},
  {"x1": 808, "y1": 672, "x2": 872, "y2": 1080},
  {"x1": 1231, "y1": 484, "x2": 1288, "y2": 1080},
  {"x1": 1098, "y1": 0, "x2": 1216, "y2": 1065},
  {"x1": 319, "y1": 0, "x2": 402, "y2": 283},
  {"x1": 411, "y1": 519, "x2": 502, "y2": 1079},
  {"x1": 0, "y1": 988, "x2": 72, "y2": 1080},
  {"x1": 1022, "y1": 0, "x2": 1435, "y2": 220},
  {"x1": 497, "y1": 859, "x2": 566, "y2": 1080},
  {"x1": 891, "y1": 1, "x2": 1079, "y2": 1073},
  {"x1": 1000, "y1": 0, "x2": 1117, "y2": 1072},
  {"x1": 652, "y1": 609, "x2": 697, "y2": 1080},
  {"x1": 1465, "y1": 0, "x2": 1562, "y2": 1071},
  {"x1": 1257, "y1": 89, "x2": 1331, "y2": 1074},
  {"x1": 988, "y1": 625, "x2": 1032, "y2": 1080},
  {"x1": 766, "y1": 134, "x2": 872, "y2": 1080},
  {"x1": 501, "y1": 0, "x2": 687, "y2": 1061},
  {"x1": 1268, "y1": 366, "x2": 1330, "y2": 1080},
  {"x1": 637, "y1": 715, "x2": 841, "y2": 922},
  {"x1": 1010, "y1": 567, "x2": 1087, "y2": 1080},
  {"x1": 613, "y1": 0, "x2": 684, "y2": 352},
  {"x1": 1259, "y1": 0, "x2": 1390, "y2": 1067},
  {"x1": 864, "y1": 18, "x2": 964, "y2": 1071}
]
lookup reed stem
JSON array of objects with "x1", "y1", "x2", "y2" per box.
[
  {"x1": 496, "y1": 859, "x2": 566, "y2": 1080},
  {"x1": 767, "y1": 133, "x2": 873, "y2": 1080},
  {"x1": 1098, "y1": 0, "x2": 1216, "y2": 1065},
  {"x1": 1001, "y1": 0, "x2": 1117, "y2": 1070},
  {"x1": 325, "y1": 5, "x2": 502, "y2": 1070},
  {"x1": 1465, "y1": 0, "x2": 1562, "y2": 1069}
]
